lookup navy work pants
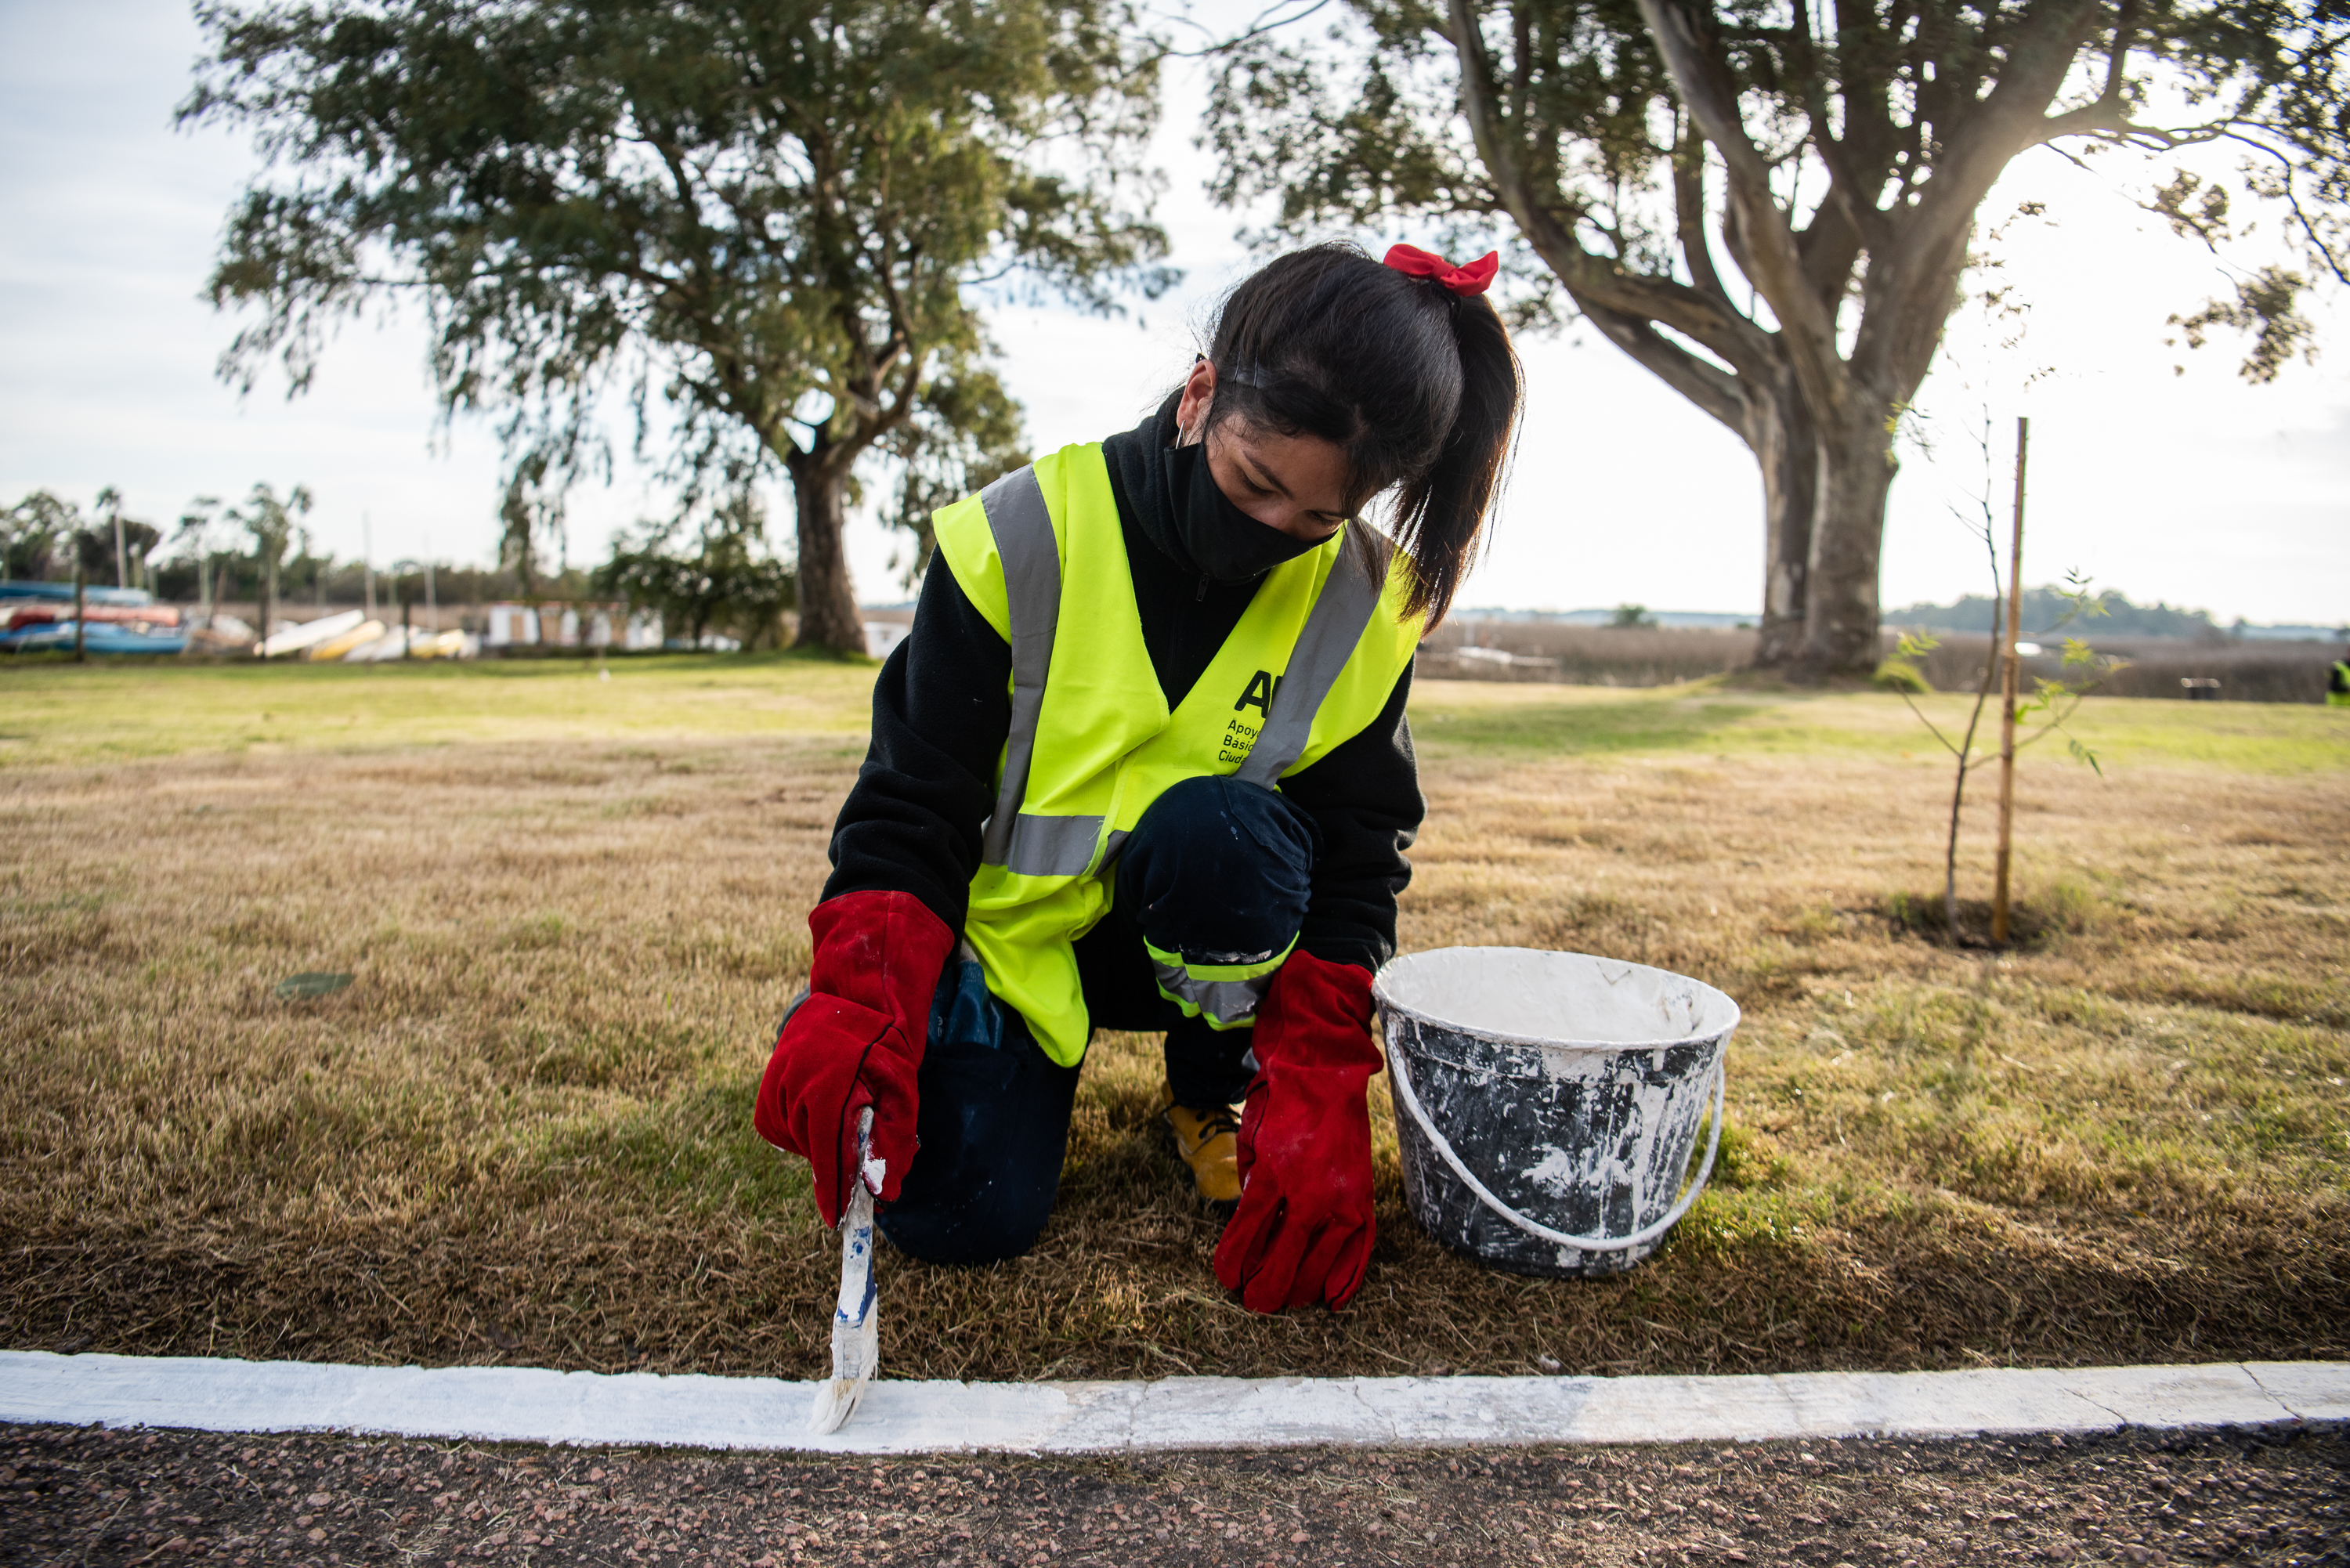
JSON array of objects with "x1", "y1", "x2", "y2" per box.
[{"x1": 877, "y1": 776, "x2": 1318, "y2": 1266}]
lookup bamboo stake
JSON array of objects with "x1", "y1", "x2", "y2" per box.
[{"x1": 1992, "y1": 416, "x2": 2029, "y2": 947}]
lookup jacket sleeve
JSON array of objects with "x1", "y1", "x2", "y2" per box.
[
  {"x1": 1277, "y1": 662, "x2": 1423, "y2": 974},
  {"x1": 820, "y1": 554, "x2": 1010, "y2": 933}
]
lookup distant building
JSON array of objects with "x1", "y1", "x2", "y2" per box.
[
  {"x1": 481, "y1": 602, "x2": 540, "y2": 648},
  {"x1": 480, "y1": 601, "x2": 662, "y2": 651}
]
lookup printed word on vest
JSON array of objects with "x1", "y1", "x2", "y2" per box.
[
  {"x1": 929, "y1": 443, "x2": 1423, "y2": 1067},
  {"x1": 1222, "y1": 671, "x2": 1286, "y2": 765}
]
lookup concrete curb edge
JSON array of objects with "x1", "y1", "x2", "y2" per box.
[{"x1": 3, "y1": 1353, "x2": 2345, "y2": 1455}]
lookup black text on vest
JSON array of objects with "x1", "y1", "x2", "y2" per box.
[{"x1": 1235, "y1": 670, "x2": 1285, "y2": 717}]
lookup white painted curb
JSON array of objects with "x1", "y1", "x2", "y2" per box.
[{"x1": 2, "y1": 1353, "x2": 2342, "y2": 1455}]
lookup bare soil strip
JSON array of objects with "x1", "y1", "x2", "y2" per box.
[{"x1": 4, "y1": 1418, "x2": 2344, "y2": 1566}]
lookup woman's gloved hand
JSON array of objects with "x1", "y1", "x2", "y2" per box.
[
  {"x1": 754, "y1": 889, "x2": 956, "y2": 1227},
  {"x1": 1213, "y1": 950, "x2": 1382, "y2": 1311}
]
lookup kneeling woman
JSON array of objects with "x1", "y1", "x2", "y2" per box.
[{"x1": 756, "y1": 243, "x2": 1520, "y2": 1312}]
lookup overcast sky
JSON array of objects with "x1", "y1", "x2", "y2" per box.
[{"x1": 3, "y1": 0, "x2": 2345, "y2": 623}]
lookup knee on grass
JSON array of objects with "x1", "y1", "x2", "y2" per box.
[{"x1": 877, "y1": 1183, "x2": 1055, "y2": 1267}]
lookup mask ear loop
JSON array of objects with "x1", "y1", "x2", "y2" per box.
[{"x1": 1179, "y1": 353, "x2": 1212, "y2": 446}]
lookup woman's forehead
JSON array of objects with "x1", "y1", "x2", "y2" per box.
[{"x1": 1223, "y1": 417, "x2": 1355, "y2": 513}]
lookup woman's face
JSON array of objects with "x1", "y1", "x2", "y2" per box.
[{"x1": 1175, "y1": 359, "x2": 1351, "y2": 544}]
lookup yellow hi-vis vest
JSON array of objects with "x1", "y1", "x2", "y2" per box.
[{"x1": 930, "y1": 441, "x2": 1424, "y2": 1067}]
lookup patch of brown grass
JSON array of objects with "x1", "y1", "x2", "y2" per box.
[{"x1": 1, "y1": 670, "x2": 2344, "y2": 1381}]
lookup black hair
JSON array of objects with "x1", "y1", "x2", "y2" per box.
[{"x1": 1199, "y1": 242, "x2": 1521, "y2": 626}]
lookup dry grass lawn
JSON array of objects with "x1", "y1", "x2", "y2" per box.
[{"x1": 2, "y1": 656, "x2": 2345, "y2": 1381}]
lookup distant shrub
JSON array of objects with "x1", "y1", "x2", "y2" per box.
[{"x1": 1873, "y1": 657, "x2": 1932, "y2": 695}]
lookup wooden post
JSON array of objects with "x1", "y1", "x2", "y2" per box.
[
  {"x1": 72, "y1": 565, "x2": 87, "y2": 663},
  {"x1": 1992, "y1": 416, "x2": 2029, "y2": 947},
  {"x1": 401, "y1": 586, "x2": 412, "y2": 660}
]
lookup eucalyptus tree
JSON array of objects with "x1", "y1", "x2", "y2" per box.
[
  {"x1": 3, "y1": 492, "x2": 78, "y2": 582},
  {"x1": 172, "y1": 497, "x2": 230, "y2": 620},
  {"x1": 184, "y1": 0, "x2": 1173, "y2": 652},
  {"x1": 91, "y1": 488, "x2": 162, "y2": 592},
  {"x1": 595, "y1": 489, "x2": 801, "y2": 650},
  {"x1": 226, "y1": 482, "x2": 314, "y2": 650},
  {"x1": 1210, "y1": 0, "x2": 2345, "y2": 676}
]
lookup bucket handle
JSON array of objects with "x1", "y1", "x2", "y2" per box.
[{"x1": 1384, "y1": 1033, "x2": 1725, "y2": 1255}]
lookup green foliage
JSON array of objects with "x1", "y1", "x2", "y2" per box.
[
  {"x1": 3, "y1": 491, "x2": 79, "y2": 581},
  {"x1": 2008, "y1": 575, "x2": 2131, "y2": 778},
  {"x1": 1607, "y1": 602, "x2": 1655, "y2": 629},
  {"x1": 1893, "y1": 554, "x2": 2126, "y2": 941},
  {"x1": 1873, "y1": 654, "x2": 1932, "y2": 695},
  {"x1": 182, "y1": 0, "x2": 1175, "y2": 646},
  {"x1": 498, "y1": 450, "x2": 567, "y2": 598},
  {"x1": 77, "y1": 489, "x2": 163, "y2": 591},
  {"x1": 1887, "y1": 587, "x2": 2225, "y2": 639},
  {"x1": 593, "y1": 490, "x2": 797, "y2": 652},
  {"x1": 222, "y1": 482, "x2": 313, "y2": 602},
  {"x1": 1203, "y1": 0, "x2": 2348, "y2": 674},
  {"x1": 2166, "y1": 265, "x2": 2319, "y2": 383},
  {"x1": 1209, "y1": 0, "x2": 2346, "y2": 372},
  {"x1": 7, "y1": 490, "x2": 164, "y2": 591},
  {"x1": 882, "y1": 366, "x2": 1031, "y2": 587}
]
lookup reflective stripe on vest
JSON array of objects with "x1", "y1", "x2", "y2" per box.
[
  {"x1": 934, "y1": 441, "x2": 1423, "y2": 1067},
  {"x1": 974, "y1": 465, "x2": 1392, "y2": 880},
  {"x1": 974, "y1": 465, "x2": 1092, "y2": 876},
  {"x1": 1235, "y1": 534, "x2": 1389, "y2": 788}
]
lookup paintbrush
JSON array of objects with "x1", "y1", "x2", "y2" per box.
[{"x1": 808, "y1": 1107, "x2": 880, "y2": 1435}]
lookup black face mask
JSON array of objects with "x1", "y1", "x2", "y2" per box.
[{"x1": 1162, "y1": 435, "x2": 1331, "y2": 585}]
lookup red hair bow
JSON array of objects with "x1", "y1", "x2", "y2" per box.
[{"x1": 1383, "y1": 244, "x2": 1499, "y2": 297}]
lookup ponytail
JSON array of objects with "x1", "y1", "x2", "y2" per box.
[{"x1": 1199, "y1": 243, "x2": 1521, "y2": 627}]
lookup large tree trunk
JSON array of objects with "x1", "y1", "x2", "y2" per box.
[
  {"x1": 1744, "y1": 376, "x2": 1816, "y2": 668},
  {"x1": 790, "y1": 456, "x2": 865, "y2": 654},
  {"x1": 1790, "y1": 399, "x2": 1899, "y2": 680}
]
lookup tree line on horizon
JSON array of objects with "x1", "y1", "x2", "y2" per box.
[
  {"x1": 14, "y1": 482, "x2": 2314, "y2": 649},
  {"x1": 3, "y1": 484, "x2": 584, "y2": 611},
  {"x1": 1882, "y1": 587, "x2": 2298, "y2": 640},
  {"x1": 4, "y1": 479, "x2": 811, "y2": 656},
  {"x1": 168, "y1": 0, "x2": 2343, "y2": 674}
]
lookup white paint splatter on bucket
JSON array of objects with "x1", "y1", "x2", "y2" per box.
[{"x1": 1373, "y1": 948, "x2": 1739, "y2": 1277}]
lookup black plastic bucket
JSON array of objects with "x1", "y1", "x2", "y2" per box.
[{"x1": 1374, "y1": 947, "x2": 1738, "y2": 1278}]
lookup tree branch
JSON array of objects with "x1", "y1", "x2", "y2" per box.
[
  {"x1": 1635, "y1": 0, "x2": 1848, "y2": 417},
  {"x1": 1672, "y1": 121, "x2": 1731, "y2": 304},
  {"x1": 1577, "y1": 299, "x2": 1751, "y2": 433},
  {"x1": 1448, "y1": 0, "x2": 1775, "y2": 377},
  {"x1": 1860, "y1": 0, "x2": 2110, "y2": 390}
]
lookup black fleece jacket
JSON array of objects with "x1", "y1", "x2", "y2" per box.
[{"x1": 822, "y1": 397, "x2": 1424, "y2": 974}]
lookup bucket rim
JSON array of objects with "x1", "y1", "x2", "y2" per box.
[{"x1": 1372, "y1": 945, "x2": 1741, "y2": 1054}]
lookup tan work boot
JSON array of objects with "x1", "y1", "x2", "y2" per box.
[{"x1": 1149, "y1": 1080, "x2": 1243, "y2": 1208}]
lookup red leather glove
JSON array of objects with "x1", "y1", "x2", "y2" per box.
[
  {"x1": 754, "y1": 890, "x2": 955, "y2": 1227},
  {"x1": 1213, "y1": 950, "x2": 1382, "y2": 1312}
]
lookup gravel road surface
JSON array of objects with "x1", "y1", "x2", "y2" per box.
[{"x1": 4, "y1": 1420, "x2": 2343, "y2": 1566}]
